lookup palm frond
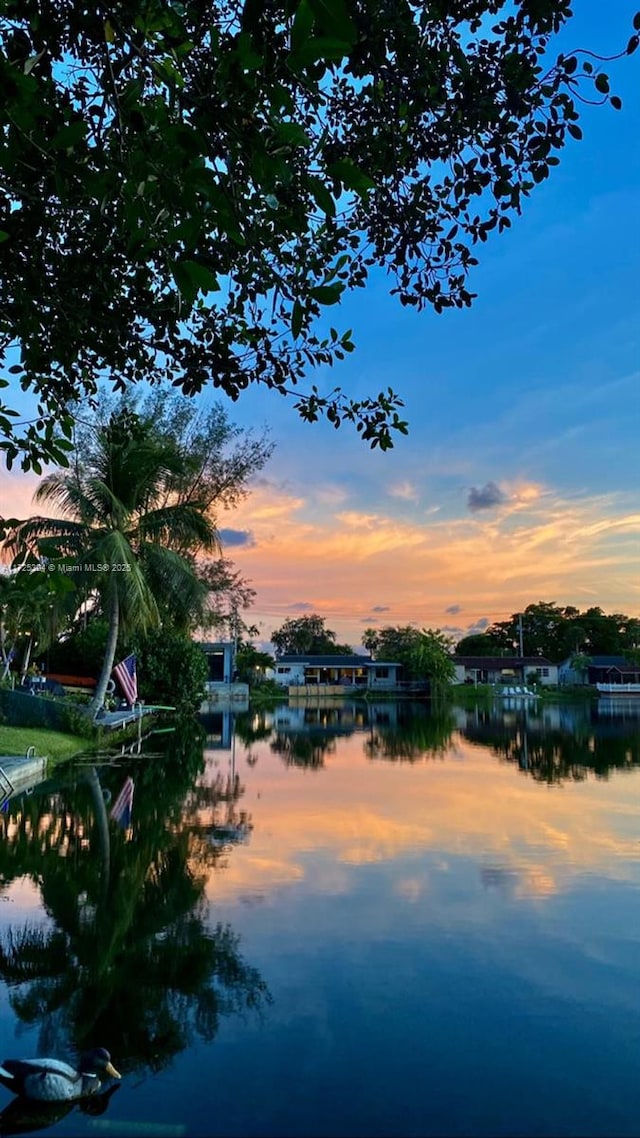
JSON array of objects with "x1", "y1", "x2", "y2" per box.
[
  {"x1": 2, "y1": 518, "x2": 88, "y2": 564},
  {"x1": 80, "y1": 477, "x2": 132, "y2": 530},
  {"x1": 141, "y1": 545, "x2": 208, "y2": 628},
  {"x1": 140, "y1": 503, "x2": 220, "y2": 556},
  {"x1": 35, "y1": 473, "x2": 98, "y2": 524},
  {"x1": 98, "y1": 532, "x2": 159, "y2": 631}
]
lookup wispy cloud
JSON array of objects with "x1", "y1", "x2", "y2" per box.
[{"x1": 388, "y1": 480, "x2": 419, "y2": 502}]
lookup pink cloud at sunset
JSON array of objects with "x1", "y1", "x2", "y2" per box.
[
  {"x1": 223, "y1": 480, "x2": 640, "y2": 646},
  {"x1": 1, "y1": 471, "x2": 41, "y2": 521},
  {"x1": 4, "y1": 462, "x2": 638, "y2": 650}
]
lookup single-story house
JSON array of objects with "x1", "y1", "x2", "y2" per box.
[
  {"x1": 558, "y1": 655, "x2": 640, "y2": 686},
  {"x1": 268, "y1": 654, "x2": 403, "y2": 691},
  {"x1": 452, "y1": 655, "x2": 559, "y2": 687}
]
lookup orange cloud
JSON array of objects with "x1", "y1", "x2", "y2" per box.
[
  {"x1": 4, "y1": 468, "x2": 638, "y2": 646},
  {"x1": 228, "y1": 483, "x2": 640, "y2": 641}
]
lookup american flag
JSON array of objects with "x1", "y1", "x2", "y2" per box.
[
  {"x1": 113, "y1": 653, "x2": 137, "y2": 706},
  {"x1": 110, "y1": 775, "x2": 135, "y2": 829}
]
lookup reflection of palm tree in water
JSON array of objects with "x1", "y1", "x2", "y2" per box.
[
  {"x1": 191, "y1": 750, "x2": 253, "y2": 850},
  {"x1": 0, "y1": 726, "x2": 270, "y2": 1077}
]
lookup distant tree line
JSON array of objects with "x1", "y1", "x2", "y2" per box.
[
  {"x1": 270, "y1": 603, "x2": 640, "y2": 679},
  {"x1": 456, "y1": 601, "x2": 640, "y2": 662}
]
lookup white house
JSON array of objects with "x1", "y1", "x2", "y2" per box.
[
  {"x1": 268, "y1": 654, "x2": 403, "y2": 691},
  {"x1": 452, "y1": 655, "x2": 559, "y2": 687}
]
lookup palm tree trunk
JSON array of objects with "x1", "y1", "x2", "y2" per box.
[
  {"x1": 89, "y1": 592, "x2": 120, "y2": 716},
  {"x1": 85, "y1": 766, "x2": 111, "y2": 902},
  {"x1": 0, "y1": 628, "x2": 13, "y2": 680},
  {"x1": 20, "y1": 635, "x2": 33, "y2": 680}
]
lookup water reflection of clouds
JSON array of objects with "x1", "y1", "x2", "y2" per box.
[
  {"x1": 395, "y1": 877, "x2": 428, "y2": 903},
  {"x1": 0, "y1": 877, "x2": 49, "y2": 912},
  {"x1": 481, "y1": 864, "x2": 557, "y2": 899},
  {"x1": 204, "y1": 731, "x2": 640, "y2": 910}
]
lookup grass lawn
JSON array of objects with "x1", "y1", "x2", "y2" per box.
[{"x1": 0, "y1": 725, "x2": 86, "y2": 763}]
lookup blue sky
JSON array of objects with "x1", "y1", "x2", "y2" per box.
[{"x1": 4, "y1": 3, "x2": 640, "y2": 649}]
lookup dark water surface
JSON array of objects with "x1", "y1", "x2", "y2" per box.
[{"x1": 1, "y1": 698, "x2": 640, "y2": 1137}]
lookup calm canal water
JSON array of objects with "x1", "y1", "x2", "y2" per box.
[{"x1": 0, "y1": 698, "x2": 640, "y2": 1137}]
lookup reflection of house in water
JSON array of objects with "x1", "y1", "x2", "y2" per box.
[
  {"x1": 453, "y1": 701, "x2": 587, "y2": 734},
  {"x1": 201, "y1": 710, "x2": 234, "y2": 750},
  {"x1": 208, "y1": 817, "x2": 252, "y2": 848},
  {"x1": 200, "y1": 711, "x2": 254, "y2": 849},
  {"x1": 261, "y1": 702, "x2": 446, "y2": 768},
  {"x1": 455, "y1": 700, "x2": 640, "y2": 784},
  {"x1": 597, "y1": 697, "x2": 640, "y2": 721},
  {"x1": 268, "y1": 701, "x2": 401, "y2": 734}
]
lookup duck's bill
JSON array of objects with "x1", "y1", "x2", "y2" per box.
[{"x1": 105, "y1": 1063, "x2": 121, "y2": 1079}]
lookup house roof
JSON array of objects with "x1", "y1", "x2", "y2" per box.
[
  {"x1": 274, "y1": 654, "x2": 399, "y2": 668},
  {"x1": 453, "y1": 655, "x2": 555, "y2": 668}
]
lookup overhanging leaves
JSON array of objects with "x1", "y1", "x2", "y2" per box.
[{"x1": 0, "y1": 0, "x2": 635, "y2": 467}]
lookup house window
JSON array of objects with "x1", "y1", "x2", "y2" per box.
[
  {"x1": 276, "y1": 666, "x2": 291, "y2": 674},
  {"x1": 375, "y1": 667, "x2": 389, "y2": 679},
  {"x1": 536, "y1": 667, "x2": 549, "y2": 677}
]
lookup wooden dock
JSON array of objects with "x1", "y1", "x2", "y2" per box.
[{"x1": 0, "y1": 750, "x2": 49, "y2": 806}]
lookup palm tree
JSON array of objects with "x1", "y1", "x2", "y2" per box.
[
  {"x1": 3, "y1": 409, "x2": 220, "y2": 715},
  {"x1": 0, "y1": 567, "x2": 74, "y2": 680}
]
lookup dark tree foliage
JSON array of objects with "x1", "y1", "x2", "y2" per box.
[
  {"x1": 271, "y1": 613, "x2": 352, "y2": 654},
  {"x1": 1, "y1": 1, "x2": 637, "y2": 469},
  {"x1": 486, "y1": 601, "x2": 640, "y2": 661},
  {"x1": 363, "y1": 623, "x2": 454, "y2": 684},
  {"x1": 459, "y1": 708, "x2": 640, "y2": 785},
  {"x1": 135, "y1": 626, "x2": 209, "y2": 710},
  {"x1": 454, "y1": 632, "x2": 505, "y2": 655}
]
